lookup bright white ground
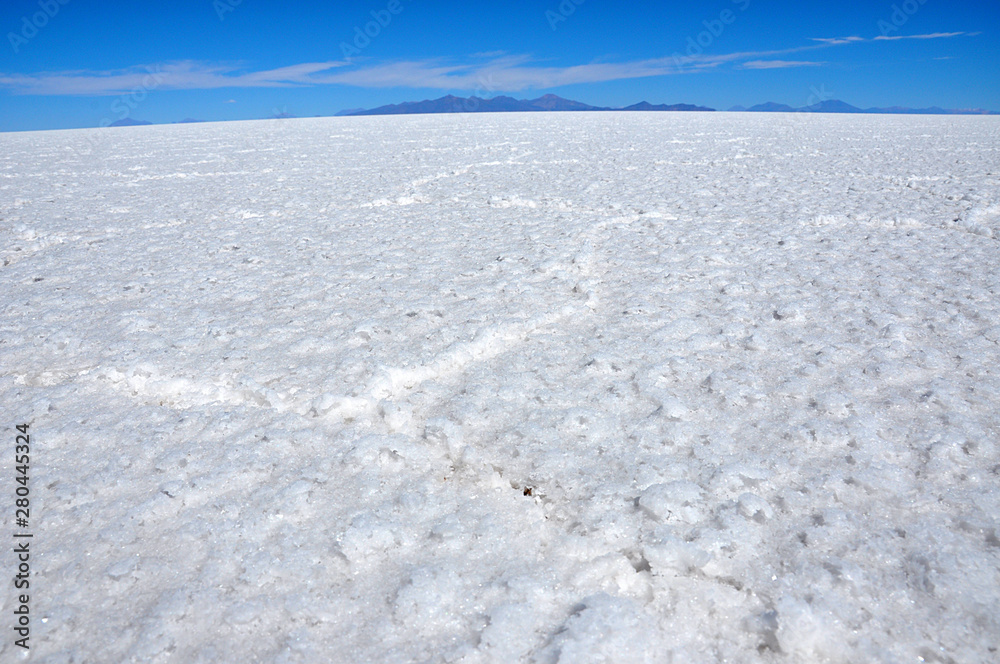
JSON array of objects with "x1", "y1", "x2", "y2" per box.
[{"x1": 2, "y1": 112, "x2": 999, "y2": 663}]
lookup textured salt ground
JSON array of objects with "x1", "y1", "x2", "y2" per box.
[{"x1": 1, "y1": 112, "x2": 999, "y2": 663}]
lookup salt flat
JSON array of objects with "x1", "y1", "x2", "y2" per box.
[{"x1": 2, "y1": 111, "x2": 999, "y2": 663}]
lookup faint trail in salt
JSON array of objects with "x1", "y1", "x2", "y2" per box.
[
  {"x1": 2, "y1": 226, "x2": 70, "y2": 268},
  {"x1": 305, "y1": 193, "x2": 616, "y2": 425},
  {"x1": 91, "y1": 364, "x2": 297, "y2": 413},
  {"x1": 952, "y1": 203, "x2": 1000, "y2": 240},
  {"x1": 311, "y1": 274, "x2": 599, "y2": 423},
  {"x1": 87, "y1": 237, "x2": 606, "y2": 422}
]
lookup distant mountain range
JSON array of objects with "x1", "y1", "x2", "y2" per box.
[
  {"x1": 101, "y1": 95, "x2": 997, "y2": 127},
  {"x1": 107, "y1": 118, "x2": 153, "y2": 127},
  {"x1": 345, "y1": 94, "x2": 715, "y2": 115},
  {"x1": 107, "y1": 117, "x2": 204, "y2": 127},
  {"x1": 731, "y1": 99, "x2": 998, "y2": 115},
  {"x1": 343, "y1": 94, "x2": 995, "y2": 116},
  {"x1": 622, "y1": 101, "x2": 715, "y2": 112}
]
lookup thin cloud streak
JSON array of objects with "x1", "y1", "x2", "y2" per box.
[
  {"x1": 813, "y1": 31, "x2": 970, "y2": 44},
  {"x1": 318, "y1": 46, "x2": 837, "y2": 91},
  {"x1": 0, "y1": 61, "x2": 348, "y2": 96},
  {"x1": 0, "y1": 56, "x2": 699, "y2": 95},
  {"x1": 873, "y1": 31, "x2": 967, "y2": 41},
  {"x1": 811, "y1": 36, "x2": 865, "y2": 45},
  {"x1": 315, "y1": 57, "x2": 692, "y2": 90},
  {"x1": 0, "y1": 31, "x2": 976, "y2": 96}
]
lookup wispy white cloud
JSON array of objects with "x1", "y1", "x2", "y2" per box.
[
  {"x1": 314, "y1": 55, "x2": 693, "y2": 91},
  {"x1": 873, "y1": 31, "x2": 967, "y2": 41},
  {"x1": 311, "y1": 46, "x2": 834, "y2": 90},
  {"x1": 0, "y1": 54, "x2": 738, "y2": 95},
  {"x1": 811, "y1": 36, "x2": 865, "y2": 45},
  {"x1": 740, "y1": 60, "x2": 824, "y2": 70},
  {"x1": 0, "y1": 60, "x2": 347, "y2": 96},
  {"x1": 813, "y1": 31, "x2": 971, "y2": 44},
  {"x1": 0, "y1": 30, "x2": 978, "y2": 96}
]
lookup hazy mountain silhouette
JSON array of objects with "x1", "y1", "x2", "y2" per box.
[
  {"x1": 346, "y1": 94, "x2": 719, "y2": 115},
  {"x1": 623, "y1": 101, "x2": 715, "y2": 112},
  {"x1": 529, "y1": 94, "x2": 606, "y2": 111},
  {"x1": 95, "y1": 96, "x2": 996, "y2": 128},
  {"x1": 107, "y1": 118, "x2": 153, "y2": 127},
  {"x1": 800, "y1": 100, "x2": 865, "y2": 113},
  {"x1": 865, "y1": 105, "x2": 996, "y2": 115},
  {"x1": 743, "y1": 100, "x2": 996, "y2": 115},
  {"x1": 347, "y1": 94, "x2": 610, "y2": 115},
  {"x1": 746, "y1": 102, "x2": 797, "y2": 113}
]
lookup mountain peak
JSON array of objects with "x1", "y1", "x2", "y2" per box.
[
  {"x1": 747, "y1": 102, "x2": 796, "y2": 113},
  {"x1": 800, "y1": 99, "x2": 863, "y2": 113},
  {"x1": 623, "y1": 101, "x2": 715, "y2": 112},
  {"x1": 106, "y1": 117, "x2": 153, "y2": 127}
]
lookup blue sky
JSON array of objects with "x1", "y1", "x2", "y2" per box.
[{"x1": 1, "y1": 0, "x2": 997, "y2": 131}]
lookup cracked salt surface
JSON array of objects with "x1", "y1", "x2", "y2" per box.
[{"x1": 2, "y1": 112, "x2": 999, "y2": 662}]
